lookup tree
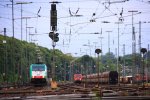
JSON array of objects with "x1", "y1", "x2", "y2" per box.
[{"x1": 101, "y1": 52, "x2": 116, "y2": 71}]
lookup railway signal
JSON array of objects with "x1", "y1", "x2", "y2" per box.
[
  {"x1": 49, "y1": 32, "x2": 54, "y2": 40},
  {"x1": 140, "y1": 48, "x2": 147, "y2": 89},
  {"x1": 49, "y1": 1, "x2": 61, "y2": 82},
  {"x1": 49, "y1": 32, "x2": 59, "y2": 42},
  {"x1": 95, "y1": 49, "x2": 102, "y2": 54},
  {"x1": 95, "y1": 48, "x2": 102, "y2": 87},
  {"x1": 51, "y1": 3, "x2": 57, "y2": 31},
  {"x1": 54, "y1": 33, "x2": 59, "y2": 42},
  {"x1": 141, "y1": 48, "x2": 147, "y2": 54}
]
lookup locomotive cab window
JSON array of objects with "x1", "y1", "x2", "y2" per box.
[{"x1": 32, "y1": 65, "x2": 45, "y2": 71}]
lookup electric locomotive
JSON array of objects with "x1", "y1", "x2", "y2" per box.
[
  {"x1": 29, "y1": 63, "x2": 48, "y2": 85},
  {"x1": 74, "y1": 74, "x2": 82, "y2": 83}
]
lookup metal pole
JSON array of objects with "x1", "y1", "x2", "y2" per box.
[
  {"x1": 52, "y1": 34, "x2": 56, "y2": 80},
  {"x1": 99, "y1": 37, "x2": 103, "y2": 73},
  {"x1": 16, "y1": 2, "x2": 33, "y2": 40},
  {"x1": 115, "y1": 48, "x2": 117, "y2": 67},
  {"x1": 100, "y1": 37, "x2": 103, "y2": 56},
  {"x1": 146, "y1": 44, "x2": 149, "y2": 83},
  {"x1": 88, "y1": 40, "x2": 91, "y2": 56},
  {"x1": 117, "y1": 21, "x2": 121, "y2": 86},
  {"x1": 21, "y1": 4, "x2": 23, "y2": 40},
  {"x1": 108, "y1": 32, "x2": 110, "y2": 55},
  {"x1": 3, "y1": 28, "x2": 7, "y2": 82},
  {"x1": 123, "y1": 44, "x2": 125, "y2": 77},
  {"x1": 139, "y1": 21, "x2": 141, "y2": 75},
  {"x1": 106, "y1": 31, "x2": 112, "y2": 70},
  {"x1": 27, "y1": 27, "x2": 34, "y2": 42},
  {"x1": 106, "y1": 31, "x2": 112, "y2": 57},
  {"x1": 115, "y1": 21, "x2": 122, "y2": 73},
  {"x1": 64, "y1": 62, "x2": 66, "y2": 83},
  {"x1": 25, "y1": 18, "x2": 28, "y2": 82},
  {"x1": 97, "y1": 53, "x2": 100, "y2": 87},
  {"x1": 118, "y1": 22, "x2": 119, "y2": 73},
  {"x1": 93, "y1": 42, "x2": 97, "y2": 58},
  {"x1": 20, "y1": 4, "x2": 22, "y2": 83},
  {"x1": 95, "y1": 49, "x2": 101, "y2": 87},
  {"x1": 11, "y1": 0, "x2": 15, "y2": 82},
  {"x1": 26, "y1": 27, "x2": 33, "y2": 82},
  {"x1": 12, "y1": 0, "x2": 15, "y2": 38},
  {"x1": 70, "y1": 64, "x2": 72, "y2": 81},
  {"x1": 26, "y1": 18, "x2": 28, "y2": 42},
  {"x1": 142, "y1": 55, "x2": 144, "y2": 88},
  {"x1": 128, "y1": 10, "x2": 138, "y2": 80},
  {"x1": 141, "y1": 48, "x2": 147, "y2": 89}
]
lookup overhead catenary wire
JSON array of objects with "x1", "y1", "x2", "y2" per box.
[{"x1": 0, "y1": 0, "x2": 150, "y2": 57}]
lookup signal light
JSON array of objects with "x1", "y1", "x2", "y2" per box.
[
  {"x1": 54, "y1": 33, "x2": 59, "y2": 42},
  {"x1": 49, "y1": 32, "x2": 59, "y2": 42},
  {"x1": 49, "y1": 32, "x2": 54, "y2": 40},
  {"x1": 95, "y1": 49, "x2": 102, "y2": 54},
  {"x1": 51, "y1": 4, "x2": 57, "y2": 31},
  {"x1": 51, "y1": 3, "x2": 56, "y2": 11}
]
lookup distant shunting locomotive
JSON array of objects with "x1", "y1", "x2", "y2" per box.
[{"x1": 74, "y1": 74, "x2": 83, "y2": 83}]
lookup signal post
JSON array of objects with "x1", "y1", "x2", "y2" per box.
[
  {"x1": 95, "y1": 49, "x2": 102, "y2": 87},
  {"x1": 49, "y1": 2, "x2": 59, "y2": 83}
]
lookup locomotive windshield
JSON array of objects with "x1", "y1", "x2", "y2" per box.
[{"x1": 32, "y1": 65, "x2": 45, "y2": 71}]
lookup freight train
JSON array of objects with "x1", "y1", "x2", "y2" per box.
[
  {"x1": 73, "y1": 71, "x2": 118, "y2": 85},
  {"x1": 74, "y1": 71, "x2": 150, "y2": 85},
  {"x1": 29, "y1": 63, "x2": 48, "y2": 85}
]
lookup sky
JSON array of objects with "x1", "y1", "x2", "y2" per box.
[{"x1": 0, "y1": 0, "x2": 150, "y2": 57}]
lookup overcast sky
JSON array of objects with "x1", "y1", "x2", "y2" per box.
[{"x1": 0, "y1": 0, "x2": 150, "y2": 57}]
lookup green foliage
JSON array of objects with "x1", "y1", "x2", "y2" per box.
[
  {"x1": 73, "y1": 55, "x2": 96, "y2": 74},
  {"x1": 0, "y1": 35, "x2": 74, "y2": 83},
  {"x1": 1, "y1": 34, "x2": 150, "y2": 83},
  {"x1": 101, "y1": 52, "x2": 116, "y2": 71}
]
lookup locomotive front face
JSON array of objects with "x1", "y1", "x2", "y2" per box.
[
  {"x1": 30, "y1": 64, "x2": 47, "y2": 79},
  {"x1": 32, "y1": 70, "x2": 44, "y2": 78},
  {"x1": 30, "y1": 64, "x2": 48, "y2": 85},
  {"x1": 74, "y1": 74, "x2": 82, "y2": 81},
  {"x1": 32, "y1": 65, "x2": 45, "y2": 78}
]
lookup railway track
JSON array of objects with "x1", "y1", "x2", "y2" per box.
[
  {"x1": 0, "y1": 82, "x2": 150, "y2": 98},
  {"x1": 0, "y1": 82, "x2": 96, "y2": 98},
  {"x1": 0, "y1": 84, "x2": 50, "y2": 98}
]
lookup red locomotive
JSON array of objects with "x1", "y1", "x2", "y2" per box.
[{"x1": 74, "y1": 74, "x2": 82, "y2": 83}]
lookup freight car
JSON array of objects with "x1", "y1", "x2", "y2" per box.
[
  {"x1": 120, "y1": 74, "x2": 150, "y2": 84},
  {"x1": 29, "y1": 63, "x2": 48, "y2": 85},
  {"x1": 120, "y1": 75, "x2": 133, "y2": 84},
  {"x1": 133, "y1": 74, "x2": 150, "y2": 83},
  {"x1": 82, "y1": 71, "x2": 118, "y2": 85}
]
